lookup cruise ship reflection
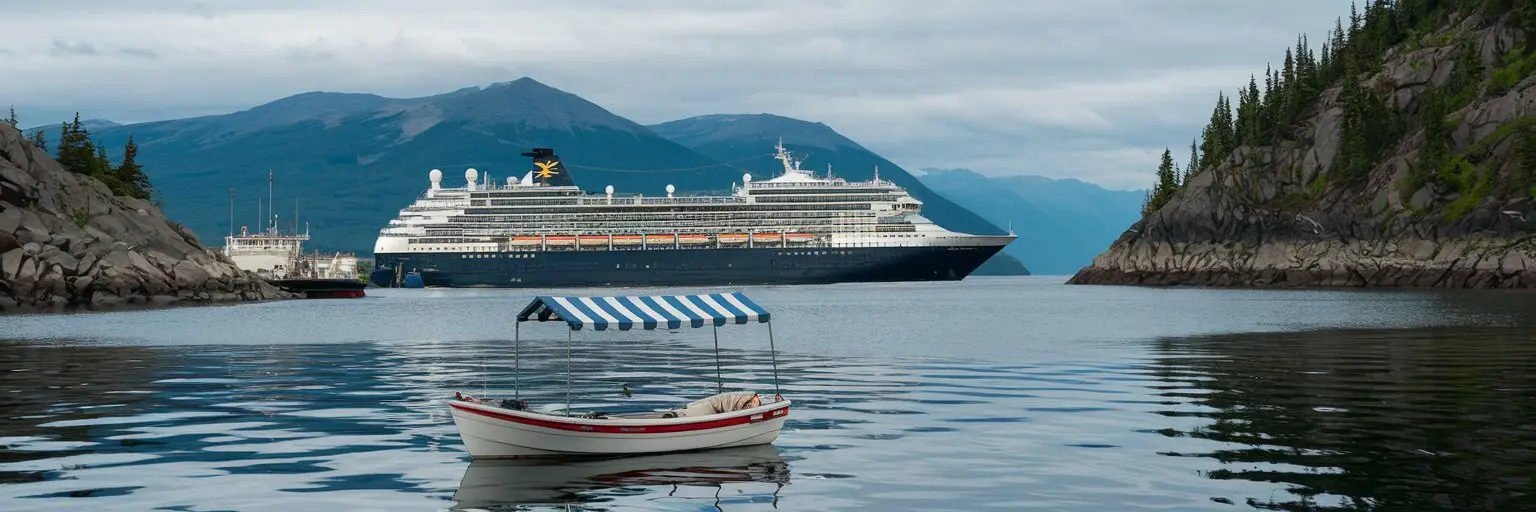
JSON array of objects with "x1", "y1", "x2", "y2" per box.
[{"x1": 451, "y1": 444, "x2": 791, "y2": 509}]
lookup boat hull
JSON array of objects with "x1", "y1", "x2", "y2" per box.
[
  {"x1": 448, "y1": 400, "x2": 791, "y2": 458},
  {"x1": 269, "y1": 278, "x2": 368, "y2": 298},
  {"x1": 370, "y1": 244, "x2": 1003, "y2": 288}
]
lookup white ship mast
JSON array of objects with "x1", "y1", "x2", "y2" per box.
[{"x1": 223, "y1": 169, "x2": 310, "y2": 279}]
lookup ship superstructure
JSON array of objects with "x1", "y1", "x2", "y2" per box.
[{"x1": 369, "y1": 142, "x2": 1014, "y2": 288}]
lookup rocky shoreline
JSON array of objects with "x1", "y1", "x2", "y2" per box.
[
  {"x1": 1, "y1": 124, "x2": 295, "y2": 313},
  {"x1": 1068, "y1": 236, "x2": 1536, "y2": 289}
]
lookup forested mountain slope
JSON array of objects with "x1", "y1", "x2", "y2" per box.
[{"x1": 1071, "y1": 0, "x2": 1536, "y2": 288}]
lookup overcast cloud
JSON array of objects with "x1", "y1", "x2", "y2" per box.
[{"x1": 0, "y1": 0, "x2": 1347, "y2": 190}]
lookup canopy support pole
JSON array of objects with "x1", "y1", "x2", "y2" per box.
[
  {"x1": 767, "y1": 320, "x2": 781, "y2": 396},
  {"x1": 566, "y1": 329, "x2": 573, "y2": 416},
  {"x1": 712, "y1": 325, "x2": 723, "y2": 394},
  {"x1": 513, "y1": 321, "x2": 520, "y2": 399}
]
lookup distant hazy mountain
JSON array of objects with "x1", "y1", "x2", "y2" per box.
[
  {"x1": 84, "y1": 78, "x2": 734, "y2": 251},
  {"x1": 916, "y1": 169, "x2": 1145, "y2": 275},
  {"x1": 649, "y1": 113, "x2": 1030, "y2": 276},
  {"x1": 23, "y1": 118, "x2": 122, "y2": 134}
]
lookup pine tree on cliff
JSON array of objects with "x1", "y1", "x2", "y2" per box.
[
  {"x1": 1186, "y1": 139, "x2": 1201, "y2": 179},
  {"x1": 1319, "y1": 39, "x2": 1334, "y2": 85},
  {"x1": 90, "y1": 144, "x2": 112, "y2": 176},
  {"x1": 1519, "y1": 0, "x2": 1536, "y2": 50},
  {"x1": 56, "y1": 113, "x2": 95, "y2": 175},
  {"x1": 1518, "y1": 127, "x2": 1536, "y2": 186},
  {"x1": 1143, "y1": 149, "x2": 1180, "y2": 216},
  {"x1": 1261, "y1": 65, "x2": 1276, "y2": 144},
  {"x1": 27, "y1": 129, "x2": 46, "y2": 151},
  {"x1": 115, "y1": 135, "x2": 153, "y2": 200},
  {"x1": 1280, "y1": 48, "x2": 1297, "y2": 127},
  {"x1": 1347, "y1": 3, "x2": 1363, "y2": 66},
  {"x1": 1235, "y1": 75, "x2": 1262, "y2": 147},
  {"x1": 4, "y1": 105, "x2": 16, "y2": 128}
]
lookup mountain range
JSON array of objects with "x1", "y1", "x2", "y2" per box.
[
  {"x1": 914, "y1": 169, "x2": 1145, "y2": 275},
  {"x1": 23, "y1": 118, "x2": 122, "y2": 134},
  {"x1": 46, "y1": 78, "x2": 1037, "y2": 274}
]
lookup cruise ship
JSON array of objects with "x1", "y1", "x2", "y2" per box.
[{"x1": 368, "y1": 142, "x2": 1015, "y2": 288}]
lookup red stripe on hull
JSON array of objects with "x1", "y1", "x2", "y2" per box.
[{"x1": 450, "y1": 402, "x2": 789, "y2": 434}]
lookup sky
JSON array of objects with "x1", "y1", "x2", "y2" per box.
[{"x1": 0, "y1": 0, "x2": 1350, "y2": 191}]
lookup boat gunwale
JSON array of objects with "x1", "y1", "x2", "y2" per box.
[{"x1": 449, "y1": 399, "x2": 791, "y2": 431}]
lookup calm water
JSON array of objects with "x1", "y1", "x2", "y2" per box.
[{"x1": 2, "y1": 276, "x2": 1535, "y2": 511}]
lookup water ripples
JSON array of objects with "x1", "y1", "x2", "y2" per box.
[{"x1": 4, "y1": 324, "x2": 1536, "y2": 510}]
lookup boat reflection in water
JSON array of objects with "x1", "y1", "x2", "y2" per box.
[{"x1": 452, "y1": 444, "x2": 791, "y2": 509}]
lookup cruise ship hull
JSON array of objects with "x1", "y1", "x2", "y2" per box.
[{"x1": 369, "y1": 245, "x2": 1005, "y2": 288}]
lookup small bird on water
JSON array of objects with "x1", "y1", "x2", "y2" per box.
[{"x1": 621, "y1": 384, "x2": 632, "y2": 398}]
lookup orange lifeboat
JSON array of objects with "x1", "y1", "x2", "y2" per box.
[
  {"x1": 678, "y1": 234, "x2": 712, "y2": 244},
  {"x1": 717, "y1": 234, "x2": 749, "y2": 244},
  {"x1": 751, "y1": 233, "x2": 782, "y2": 243},
  {"x1": 544, "y1": 235, "x2": 575, "y2": 246},
  {"x1": 578, "y1": 235, "x2": 609, "y2": 246},
  {"x1": 511, "y1": 236, "x2": 542, "y2": 246},
  {"x1": 612, "y1": 235, "x2": 644, "y2": 245},
  {"x1": 645, "y1": 234, "x2": 677, "y2": 244}
]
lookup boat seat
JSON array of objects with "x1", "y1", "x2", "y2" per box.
[{"x1": 679, "y1": 391, "x2": 761, "y2": 417}]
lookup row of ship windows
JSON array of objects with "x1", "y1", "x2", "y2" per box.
[
  {"x1": 748, "y1": 188, "x2": 893, "y2": 195},
  {"x1": 449, "y1": 211, "x2": 880, "y2": 220},
  {"x1": 777, "y1": 250, "x2": 853, "y2": 256},
  {"x1": 405, "y1": 230, "x2": 924, "y2": 243},
  {"x1": 469, "y1": 190, "x2": 890, "y2": 197},
  {"x1": 459, "y1": 253, "x2": 537, "y2": 258},
  {"x1": 440, "y1": 250, "x2": 855, "y2": 259},
  {"x1": 443, "y1": 218, "x2": 882, "y2": 226},
  {"x1": 466, "y1": 204, "x2": 873, "y2": 213}
]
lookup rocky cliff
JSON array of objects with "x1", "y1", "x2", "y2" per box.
[
  {"x1": 1071, "y1": 8, "x2": 1536, "y2": 288},
  {"x1": 1, "y1": 124, "x2": 294, "y2": 313}
]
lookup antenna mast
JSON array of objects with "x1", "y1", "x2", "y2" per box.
[
  {"x1": 228, "y1": 187, "x2": 234, "y2": 237},
  {"x1": 267, "y1": 169, "x2": 274, "y2": 234}
]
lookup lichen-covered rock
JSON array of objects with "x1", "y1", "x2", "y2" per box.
[
  {"x1": 0, "y1": 123, "x2": 296, "y2": 313},
  {"x1": 1070, "y1": 15, "x2": 1536, "y2": 290}
]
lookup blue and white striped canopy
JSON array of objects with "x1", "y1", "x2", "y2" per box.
[{"x1": 516, "y1": 292, "x2": 772, "y2": 331}]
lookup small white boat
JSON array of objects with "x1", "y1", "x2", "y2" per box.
[{"x1": 449, "y1": 292, "x2": 791, "y2": 458}]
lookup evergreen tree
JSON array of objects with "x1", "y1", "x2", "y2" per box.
[
  {"x1": 27, "y1": 129, "x2": 46, "y2": 151},
  {"x1": 1262, "y1": 65, "x2": 1277, "y2": 143},
  {"x1": 1519, "y1": 0, "x2": 1536, "y2": 51},
  {"x1": 1143, "y1": 148, "x2": 1181, "y2": 215},
  {"x1": 1281, "y1": 48, "x2": 1297, "y2": 126},
  {"x1": 91, "y1": 144, "x2": 112, "y2": 176},
  {"x1": 4, "y1": 105, "x2": 16, "y2": 128},
  {"x1": 1199, "y1": 93, "x2": 1226, "y2": 169},
  {"x1": 115, "y1": 135, "x2": 153, "y2": 200},
  {"x1": 1319, "y1": 40, "x2": 1334, "y2": 84},
  {"x1": 1518, "y1": 127, "x2": 1536, "y2": 187},
  {"x1": 1218, "y1": 94, "x2": 1235, "y2": 158},
  {"x1": 1242, "y1": 75, "x2": 1263, "y2": 146},
  {"x1": 1186, "y1": 138, "x2": 1201, "y2": 179},
  {"x1": 1331, "y1": 19, "x2": 1347, "y2": 76},
  {"x1": 1156, "y1": 148, "x2": 1179, "y2": 198},
  {"x1": 1418, "y1": 91, "x2": 1452, "y2": 185},
  {"x1": 1334, "y1": 57, "x2": 1402, "y2": 181},
  {"x1": 56, "y1": 114, "x2": 95, "y2": 175}
]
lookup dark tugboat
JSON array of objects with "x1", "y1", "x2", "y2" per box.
[{"x1": 270, "y1": 252, "x2": 368, "y2": 299}]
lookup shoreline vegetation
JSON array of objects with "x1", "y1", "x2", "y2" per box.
[
  {"x1": 1072, "y1": 0, "x2": 1536, "y2": 289},
  {"x1": 1, "y1": 112, "x2": 294, "y2": 314}
]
